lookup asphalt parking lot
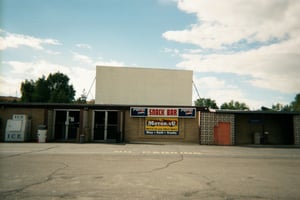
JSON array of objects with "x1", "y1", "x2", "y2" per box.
[{"x1": 1, "y1": 143, "x2": 300, "y2": 200}]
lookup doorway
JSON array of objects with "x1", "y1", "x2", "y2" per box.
[
  {"x1": 93, "y1": 111, "x2": 119, "y2": 142},
  {"x1": 235, "y1": 114, "x2": 294, "y2": 145},
  {"x1": 214, "y1": 122, "x2": 231, "y2": 145},
  {"x1": 54, "y1": 110, "x2": 80, "y2": 141}
]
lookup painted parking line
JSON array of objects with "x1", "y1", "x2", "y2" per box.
[
  {"x1": 181, "y1": 152, "x2": 202, "y2": 155},
  {"x1": 114, "y1": 150, "x2": 202, "y2": 155},
  {"x1": 114, "y1": 150, "x2": 132, "y2": 153}
]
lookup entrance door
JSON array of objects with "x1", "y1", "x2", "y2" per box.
[
  {"x1": 54, "y1": 110, "x2": 80, "y2": 140},
  {"x1": 214, "y1": 122, "x2": 231, "y2": 145},
  {"x1": 93, "y1": 111, "x2": 119, "y2": 141}
]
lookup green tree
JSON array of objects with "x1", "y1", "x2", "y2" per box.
[
  {"x1": 20, "y1": 72, "x2": 76, "y2": 103},
  {"x1": 220, "y1": 100, "x2": 249, "y2": 110},
  {"x1": 270, "y1": 94, "x2": 300, "y2": 112},
  {"x1": 194, "y1": 98, "x2": 218, "y2": 109},
  {"x1": 271, "y1": 103, "x2": 291, "y2": 112},
  {"x1": 272, "y1": 103, "x2": 284, "y2": 111},
  {"x1": 32, "y1": 76, "x2": 50, "y2": 102},
  {"x1": 291, "y1": 93, "x2": 300, "y2": 111},
  {"x1": 75, "y1": 89, "x2": 87, "y2": 104},
  {"x1": 20, "y1": 80, "x2": 35, "y2": 102},
  {"x1": 47, "y1": 72, "x2": 75, "y2": 103}
]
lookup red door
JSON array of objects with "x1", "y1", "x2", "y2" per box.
[{"x1": 214, "y1": 122, "x2": 231, "y2": 145}]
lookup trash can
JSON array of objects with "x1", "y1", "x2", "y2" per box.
[
  {"x1": 37, "y1": 125, "x2": 47, "y2": 143},
  {"x1": 79, "y1": 134, "x2": 85, "y2": 143},
  {"x1": 254, "y1": 132, "x2": 261, "y2": 144}
]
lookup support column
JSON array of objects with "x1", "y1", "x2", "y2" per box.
[
  {"x1": 294, "y1": 115, "x2": 300, "y2": 145},
  {"x1": 47, "y1": 110, "x2": 54, "y2": 141}
]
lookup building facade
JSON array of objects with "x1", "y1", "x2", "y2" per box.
[
  {"x1": 0, "y1": 103, "x2": 300, "y2": 145},
  {"x1": 1, "y1": 67, "x2": 299, "y2": 145}
]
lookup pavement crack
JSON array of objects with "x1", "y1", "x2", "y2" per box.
[
  {"x1": 151, "y1": 154, "x2": 184, "y2": 172},
  {"x1": 0, "y1": 146, "x2": 58, "y2": 159},
  {"x1": 0, "y1": 162, "x2": 68, "y2": 199}
]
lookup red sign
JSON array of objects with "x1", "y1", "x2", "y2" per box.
[{"x1": 148, "y1": 108, "x2": 178, "y2": 117}]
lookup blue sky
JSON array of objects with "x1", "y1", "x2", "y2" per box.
[{"x1": 1, "y1": 0, "x2": 299, "y2": 109}]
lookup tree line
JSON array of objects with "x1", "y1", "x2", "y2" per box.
[
  {"x1": 195, "y1": 94, "x2": 300, "y2": 112},
  {"x1": 16, "y1": 72, "x2": 300, "y2": 111},
  {"x1": 20, "y1": 72, "x2": 76, "y2": 103},
  {"x1": 194, "y1": 98, "x2": 249, "y2": 110}
]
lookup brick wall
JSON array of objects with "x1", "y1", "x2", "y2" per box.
[
  {"x1": 200, "y1": 112, "x2": 235, "y2": 145},
  {"x1": 124, "y1": 110, "x2": 199, "y2": 143},
  {"x1": 0, "y1": 107, "x2": 46, "y2": 141}
]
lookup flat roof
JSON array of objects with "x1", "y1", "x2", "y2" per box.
[
  {"x1": 0, "y1": 102, "x2": 208, "y2": 112},
  {"x1": 96, "y1": 65, "x2": 193, "y2": 73},
  {"x1": 1, "y1": 103, "x2": 299, "y2": 115},
  {"x1": 215, "y1": 109, "x2": 300, "y2": 115}
]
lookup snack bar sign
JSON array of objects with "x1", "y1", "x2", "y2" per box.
[{"x1": 130, "y1": 107, "x2": 196, "y2": 118}]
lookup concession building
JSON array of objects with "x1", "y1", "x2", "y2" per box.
[{"x1": 0, "y1": 66, "x2": 299, "y2": 145}]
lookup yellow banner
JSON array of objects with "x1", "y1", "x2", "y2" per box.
[{"x1": 145, "y1": 118, "x2": 178, "y2": 133}]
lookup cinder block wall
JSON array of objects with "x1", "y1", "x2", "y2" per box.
[
  {"x1": 200, "y1": 112, "x2": 235, "y2": 145},
  {"x1": 294, "y1": 115, "x2": 300, "y2": 145}
]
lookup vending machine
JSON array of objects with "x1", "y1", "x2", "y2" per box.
[{"x1": 5, "y1": 114, "x2": 31, "y2": 142}]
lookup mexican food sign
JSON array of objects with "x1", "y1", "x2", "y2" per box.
[{"x1": 145, "y1": 118, "x2": 179, "y2": 135}]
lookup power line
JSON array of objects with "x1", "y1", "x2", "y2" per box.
[
  {"x1": 86, "y1": 76, "x2": 96, "y2": 99},
  {"x1": 192, "y1": 80, "x2": 201, "y2": 99}
]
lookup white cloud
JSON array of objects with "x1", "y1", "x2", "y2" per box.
[
  {"x1": 76, "y1": 43, "x2": 92, "y2": 49},
  {"x1": 94, "y1": 60, "x2": 125, "y2": 67},
  {"x1": 193, "y1": 76, "x2": 262, "y2": 109},
  {"x1": 194, "y1": 76, "x2": 241, "y2": 101},
  {"x1": 163, "y1": 0, "x2": 300, "y2": 94},
  {"x1": 69, "y1": 67, "x2": 96, "y2": 99},
  {"x1": 0, "y1": 75, "x2": 22, "y2": 97},
  {"x1": 45, "y1": 50, "x2": 61, "y2": 55},
  {"x1": 0, "y1": 29, "x2": 125, "y2": 99},
  {"x1": 1, "y1": 59, "x2": 95, "y2": 99},
  {"x1": 164, "y1": 0, "x2": 300, "y2": 49},
  {"x1": 72, "y1": 51, "x2": 126, "y2": 67},
  {"x1": 3, "y1": 60, "x2": 71, "y2": 78},
  {"x1": 0, "y1": 30, "x2": 61, "y2": 50},
  {"x1": 158, "y1": 0, "x2": 178, "y2": 5},
  {"x1": 72, "y1": 52, "x2": 93, "y2": 64},
  {"x1": 0, "y1": 60, "x2": 71, "y2": 97},
  {"x1": 163, "y1": 48, "x2": 180, "y2": 56},
  {"x1": 2, "y1": 56, "x2": 126, "y2": 99},
  {"x1": 178, "y1": 38, "x2": 300, "y2": 93}
]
